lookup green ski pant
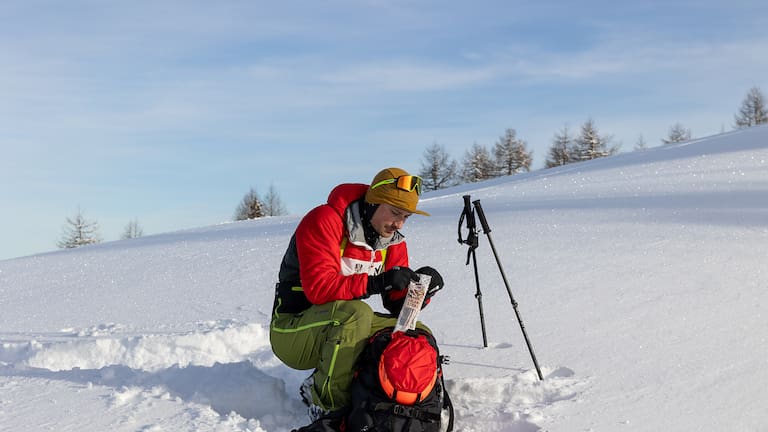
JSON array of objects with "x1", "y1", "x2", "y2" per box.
[{"x1": 270, "y1": 300, "x2": 427, "y2": 411}]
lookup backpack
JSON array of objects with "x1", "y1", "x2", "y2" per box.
[{"x1": 346, "y1": 327, "x2": 454, "y2": 432}]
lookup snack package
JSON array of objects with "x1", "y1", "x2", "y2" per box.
[{"x1": 394, "y1": 273, "x2": 431, "y2": 333}]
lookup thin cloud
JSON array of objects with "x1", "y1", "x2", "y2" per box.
[
  {"x1": 486, "y1": 37, "x2": 768, "y2": 83},
  {"x1": 319, "y1": 61, "x2": 502, "y2": 92}
]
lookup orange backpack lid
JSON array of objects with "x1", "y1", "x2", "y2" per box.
[{"x1": 377, "y1": 331, "x2": 439, "y2": 405}]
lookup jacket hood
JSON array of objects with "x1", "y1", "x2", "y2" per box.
[
  {"x1": 327, "y1": 183, "x2": 406, "y2": 250},
  {"x1": 326, "y1": 183, "x2": 369, "y2": 216}
]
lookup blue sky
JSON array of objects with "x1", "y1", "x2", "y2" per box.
[{"x1": 1, "y1": 0, "x2": 767, "y2": 260}]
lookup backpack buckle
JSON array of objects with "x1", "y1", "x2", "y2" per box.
[{"x1": 393, "y1": 404, "x2": 421, "y2": 419}]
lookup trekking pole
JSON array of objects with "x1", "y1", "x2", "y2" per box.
[
  {"x1": 472, "y1": 199, "x2": 544, "y2": 381},
  {"x1": 457, "y1": 195, "x2": 489, "y2": 348}
]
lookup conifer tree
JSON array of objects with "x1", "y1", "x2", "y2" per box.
[
  {"x1": 121, "y1": 219, "x2": 144, "y2": 239},
  {"x1": 493, "y1": 129, "x2": 532, "y2": 175},
  {"x1": 460, "y1": 143, "x2": 495, "y2": 183},
  {"x1": 662, "y1": 122, "x2": 692, "y2": 144},
  {"x1": 634, "y1": 134, "x2": 648, "y2": 151},
  {"x1": 263, "y1": 184, "x2": 288, "y2": 216},
  {"x1": 545, "y1": 125, "x2": 574, "y2": 168},
  {"x1": 234, "y1": 187, "x2": 265, "y2": 220},
  {"x1": 418, "y1": 143, "x2": 458, "y2": 191},
  {"x1": 573, "y1": 118, "x2": 617, "y2": 161},
  {"x1": 734, "y1": 86, "x2": 768, "y2": 129},
  {"x1": 58, "y1": 208, "x2": 102, "y2": 249}
]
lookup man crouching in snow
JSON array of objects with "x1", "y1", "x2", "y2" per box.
[{"x1": 269, "y1": 167, "x2": 443, "y2": 432}]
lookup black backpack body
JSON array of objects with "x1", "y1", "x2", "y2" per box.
[{"x1": 346, "y1": 327, "x2": 454, "y2": 432}]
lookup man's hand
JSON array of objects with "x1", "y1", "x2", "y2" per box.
[
  {"x1": 367, "y1": 266, "x2": 419, "y2": 296},
  {"x1": 415, "y1": 266, "x2": 444, "y2": 303}
]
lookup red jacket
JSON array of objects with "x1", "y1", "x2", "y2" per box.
[{"x1": 275, "y1": 183, "x2": 409, "y2": 311}]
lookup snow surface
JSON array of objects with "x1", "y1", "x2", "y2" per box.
[{"x1": 2, "y1": 126, "x2": 768, "y2": 431}]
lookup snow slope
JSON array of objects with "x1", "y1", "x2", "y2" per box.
[{"x1": 2, "y1": 125, "x2": 767, "y2": 431}]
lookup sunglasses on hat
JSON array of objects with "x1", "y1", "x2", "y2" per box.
[{"x1": 371, "y1": 175, "x2": 423, "y2": 196}]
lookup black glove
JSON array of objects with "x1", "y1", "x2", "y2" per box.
[
  {"x1": 382, "y1": 266, "x2": 444, "y2": 315},
  {"x1": 367, "y1": 266, "x2": 418, "y2": 296},
  {"x1": 415, "y1": 266, "x2": 444, "y2": 303}
]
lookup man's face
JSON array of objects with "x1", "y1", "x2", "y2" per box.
[{"x1": 370, "y1": 203, "x2": 412, "y2": 238}]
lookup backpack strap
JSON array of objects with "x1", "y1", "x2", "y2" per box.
[
  {"x1": 372, "y1": 402, "x2": 442, "y2": 423},
  {"x1": 440, "y1": 374, "x2": 455, "y2": 432}
]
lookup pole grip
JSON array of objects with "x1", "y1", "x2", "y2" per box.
[
  {"x1": 472, "y1": 200, "x2": 491, "y2": 234},
  {"x1": 463, "y1": 195, "x2": 476, "y2": 230},
  {"x1": 462, "y1": 195, "x2": 472, "y2": 216}
]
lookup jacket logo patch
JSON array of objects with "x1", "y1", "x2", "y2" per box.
[{"x1": 341, "y1": 258, "x2": 385, "y2": 276}]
